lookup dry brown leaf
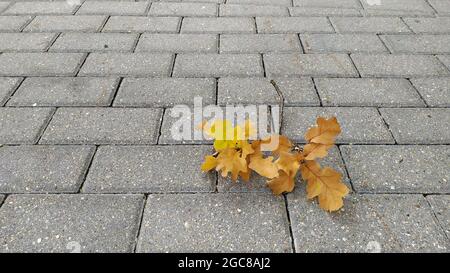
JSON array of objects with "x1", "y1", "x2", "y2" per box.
[
  {"x1": 216, "y1": 148, "x2": 248, "y2": 181},
  {"x1": 248, "y1": 150, "x2": 278, "y2": 179},
  {"x1": 303, "y1": 143, "x2": 333, "y2": 161},
  {"x1": 260, "y1": 135, "x2": 292, "y2": 155},
  {"x1": 300, "y1": 160, "x2": 349, "y2": 212},
  {"x1": 275, "y1": 151, "x2": 302, "y2": 175},
  {"x1": 305, "y1": 117, "x2": 341, "y2": 145},
  {"x1": 267, "y1": 170, "x2": 295, "y2": 195}
]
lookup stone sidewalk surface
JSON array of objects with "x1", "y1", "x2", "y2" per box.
[{"x1": 0, "y1": 0, "x2": 449, "y2": 253}]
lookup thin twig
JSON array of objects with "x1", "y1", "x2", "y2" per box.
[{"x1": 270, "y1": 79, "x2": 284, "y2": 133}]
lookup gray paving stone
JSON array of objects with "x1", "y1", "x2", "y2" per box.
[
  {"x1": 0, "y1": 145, "x2": 94, "y2": 193},
  {"x1": 78, "y1": 53, "x2": 173, "y2": 76},
  {"x1": 438, "y1": 55, "x2": 450, "y2": 70},
  {"x1": 0, "y1": 195, "x2": 4, "y2": 205},
  {"x1": 427, "y1": 195, "x2": 450, "y2": 238},
  {"x1": 227, "y1": 0, "x2": 292, "y2": 6},
  {"x1": 0, "y1": 33, "x2": 56, "y2": 52},
  {"x1": 149, "y1": 2, "x2": 217, "y2": 17},
  {"x1": 381, "y1": 35, "x2": 450, "y2": 54},
  {"x1": 0, "y1": 77, "x2": 22, "y2": 106},
  {"x1": 50, "y1": 33, "x2": 138, "y2": 52},
  {"x1": 351, "y1": 54, "x2": 450, "y2": 77},
  {"x1": 114, "y1": 77, "x2": 215, "y2": 107},
  {"x1": 0, "y1": 16, "x2": 32, "y2": 32},
  {"x1": 0, "y1": 53, "x2": 85, "y2": 76},
  {"x1": 135, "y1": 34, "x2": 217, "y2": 53},
  {"x1": 330, "y1": 17, "x2": 410, "y2": 34},
  {"x1": 136, "y1": 193, "x2": 292, "y2": 252},
  {"x1": 181, "y1": 17, "x2": 255, "y2": 33},
  {"x1": 102, "y1": 16, "x2": 180, "y2": 33},
  {"x1": 4, "y1": 2, "x2": 78, "y2": 15},
  {"x1": 256, "y1": 17, "x2": 334, "y2": 33},
  {"x1": 315, "y1": 78, "x2": 425, "y2": 107},
  {"x1": 0, "y1": 194, "x2": 144, "y2": 253},
  {"x1": 83, "y1": 146, "x2": 215, "y2": 193},
  {"x1": 40, "y1": 108, "x2": 162, "y2": 144},
  {"x1": 0, "y1": 107, "x2": 54, "y2": 144},
  {"x1": 77, "y1": 1, "x2": 148, "y2": 15},
  {"x1": 301, "y1": 34, "x2": 387, "y2": 53},
  {"x1": 282, "y1": 107, "x2": 394, "y2": 144},
  {"x1": 220, "y1": 4, "x2": 289, "y2": 17},
  {"x1": 173, "y1": 53, "x2": 263, "y2": 77},
  {"x1": 287, "y1": 193, "x2": 449, "y2": 252},
  {"x1": 289, "y1": 7, "x2": 361, "y2": 16},
  {"x1": 218, "y1": 145, "x2": 349, "y2": 192},
  {"x1": 410, "y1": 78, "x2": 450, "y2": 107},
  {"x1": 220, "y1": 34, "x2": 301, "y2": 53},
  {"x1": 360, "y1": 0, "x2": 435, "y2": 16},
  {"x1": 218, "y1": 77, "x2": 320, "y2": 106},
  {"x1": 341, "y1": 145, "x2": 450, "y2": 194},
  {"x1": 183, "y1": 0, "x2": 223, "y2": 2},
  {"x1": 24, "y1": 15, "x2": 107, "y2": 32},
  {"x1": 380, "y1": 108, "x2": 450, "y2": 144},
  {"x1": 8, "y1": 77, "x2": 119, "y2": 107},
  {"x1": 404, "y1": 17, "x2": 450, "y2": 34},
  {"x1": 293, "y1": 0, "x2": 361, "y2": 9},
  {"x1": 428, "y1": 0, "x2": 450, "y2": 15},
  {"x1": 0, "y1": 2, "x2": 9, "y2": 12},
  {"x1": 264, "y1": 53, "x2": 358, "y2": 77}
]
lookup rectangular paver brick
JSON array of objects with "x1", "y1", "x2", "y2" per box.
[
  {"x1": 341, "y1": 145, "x2": 450, "y2": 193},
  {"x1": 220, "y1": 4, "x2": 289, "y2": 17},
  {"x1": 301, "y1": 34, "x2": 387, "y2": 53},
  {"x1": 360, "y1": 0, "x2": 435, "y2": 16},
  {"x1": 40, "y1": 108, "x2": 162, "y2": 144},
  {"x1": 114, "y1": 77, "x2": 215, "y2": 107},
  {"x1": 173, "y1": 53, "x2": 263, "y2": 77},
  {"x1": 256, "y1": 17, "x2": 334, "y2": 33},
  {"x1": 227, "y1": 0, "x2": 292, "y2": 6},
  {"x1": 8, "y1": 77, "x2": 119, "y2": 107},
  {"x1": 218, "y1": 77, "x2": 320, "y2": 106},
  {"x1": 289, "y1": 7, "x2": 361, "y2": 16},
  {"x1": 264, "y1": 53, "x2": 358, "y2": 77},
  {"x1": 0, "y1": 53, "x2": 85, "y2": 76},
  {"x1": 287, "y1": 193, "x2": 449, "y2": 252},
  {"x1": 330, "y1": 17, "x2": 410, "y2": 33},
  {"x1": 351, "y1": 54, "x2": 450, "y2": 77},
  {"x1": 136, "y1": 193, "x2": 292, "y2": 252},
  {"x1": 410, "y1": 78, "x2": 450, "y2": 107},
  {"x1": 0, "y1": 194, "x2": 144, "y2": 253},
  {"x1": 181, "y1": 17, "x2": 255, "y2": 33},
  {"x1": 282, "y1": 107, "x2": 394, "y2": 144},
  {"x1": 220, "y1": 34, "x2": 301, "y2": 53},
  {"x1": 78, "y1": 53, "x2": 173, "y2": 76},
  {"x1": 403, "y1": 17, "x2": 450, "y2": 34},
  {"x1": 428, "y1": 0, "x2": 450, "y2": 15},
  {"x1": 315, "y1": 78, "x2": 425, "y2": 107},
  {"x1": 149, "y1": 2, "x2": 217, "y2": 17},
  {"x1": 83, "y1": 146, "x2": 215, "y2": 193},
  {"x1": 24, "y1": 15, "x2": 107, "y2": 32},
  {"x1": 77, "y1": 1, "x2": 149, "y2": 15},
  {"x1": 438, "y1": 55, "x2": 450, "y2": 71},
  {"x1": 427, "y1": 195, "x2": 450, "y2": 238},
  {"x1": 135, "y1": 34, "x2": 217, "y2": 53},
  {"x1": 0, "y1": 145, "x2": 94, "y2": 193},
  {"x1": 0, "y1": 16, "x2": 32, "y2": 32},
  {"x1": 102, "y1": 16, "x2": 180, "y2": 33},
  {"x1": 381, "y1": 35, "x2": 450, "y2": 54},
  {"x1": 380, "y1": 108, "x2": 450, "y2": 144},
  {"x1": 50, "y1": 33, "x2": 138, "y2": 52},
  {"x1": 293, "y1": 0, "x2": 361, "y2": 9},
  {"x1": 0, "y1": 107, "x2": 54, "y2": 144},
  {"x1": 0, "y1": 33, "x2": 56, "y2": 52},
  {"x1": 0, "y1": 77, "x2": 21, "y2": 106},
  {"x1": 4, "y1": 2, "x2": 78, "y2": 15}
]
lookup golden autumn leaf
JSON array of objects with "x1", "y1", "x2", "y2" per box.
[
  {"x1": 305, "y1": 117, "x2": 341, "y2": 145},
  {"x1": 216, "y1": 148, "x2": 248, "y2": 181},
  {"x1": 275, "y1": 151, "x2": 302, "y2": 175},
  {"x1": 300, "y1": 160, "x2": 349, "y2": 212},
  {"x1": 248, "y1": 152, "x2": 278, "y2": 179},
  {"x1": 267, "y1": 170, "x2": 295, "y2": 195},
  {"x1": 303, "y1": 143, "x2": 333, "y2": 161},
  {"x1": 260, "y1": 135, "x2": 292, "y2": 155},
  {"x1": 201, "y1": 155, "x2": 218, "y2": 172}
]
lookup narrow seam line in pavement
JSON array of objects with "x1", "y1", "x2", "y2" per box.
[
  {"x1": 133, "y1": 193, "x2": 148, "y2": 253},
  {"x1": 283, "y1": 195, "x2": 297, "y2": 253},
  {"x1": 76, "y1": 145, "x2": 98, "y2": 193},
  {"x1": 423, "y1": 195, "x2": 450, "y2": 242}
]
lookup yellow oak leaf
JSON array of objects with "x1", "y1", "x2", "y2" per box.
[
  {"x1": 267, "y1": 170, "x2": 295, "y2": 195},
  {"x1": 305, "y1": 117, "x2": 341, "y2": 145},
  {"x1": 239, "y1": 140, "x2": 255, "y2": 159},
  {"x1": 260, "y1": 135, "x2": 292, "y2": 155},
  {"x1": 275, "y1": 151, "x2": 301, "y2": 175},
  {"x1": 216, "y1": 148, "x2": 248, "y2": 181},
  {"x1": 248, "y1": 152, "x2": 278, "y2": 179},
  {"x1": 201, "y1": 155, "x2": 218, "y2": 172},
  {"x1": 300, "y1": 160, "x2": 349, "y2": 212},
  {"x1": 303, "y1": 143, "x2": 333, "y2": 160}
]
